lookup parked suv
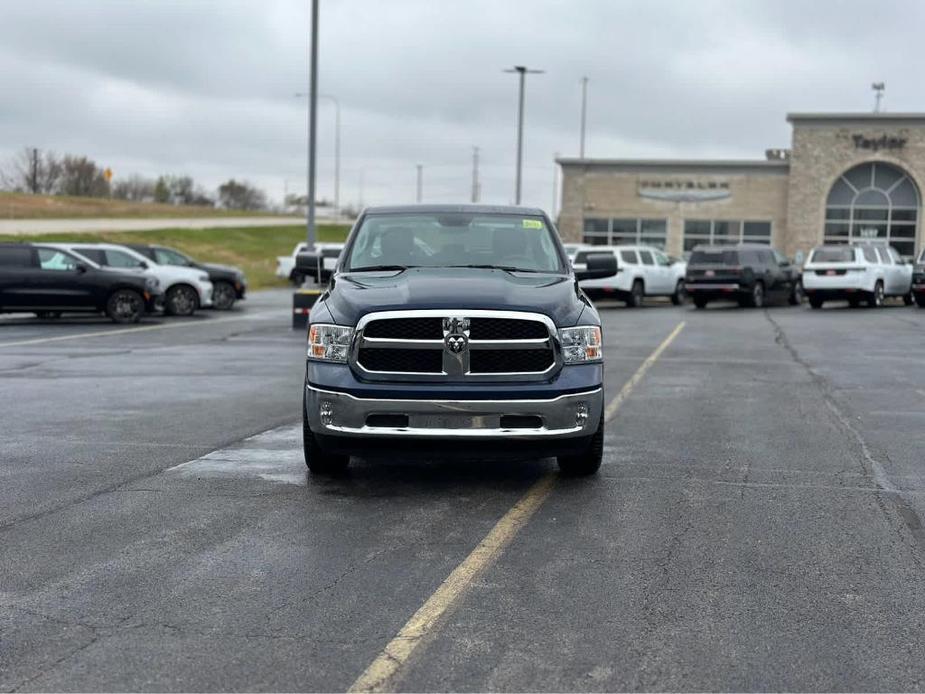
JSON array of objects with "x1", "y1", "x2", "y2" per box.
[
  {"x1": 0, "y1": 243, "x2": 159, "y2": 323},
  {"x1": 685, "y1": 244, "x2": 802, "y2": 309},
  {"x1": 296, "y1": 204, "x2": 617, "y2": 476},
  {"x1": 802, "y1": 243, "x2": 913, "y2": 309},
  {"x1": 48, "y1": 243, "x2": 213, "y2": 316},
  {"x1": 126, "y1": 244, "x2": 246, "y2": 310},
  {"x1": 913, "y1": 248, "x2": 925, "y2": 308},
  {"x1": 574, "y1": 245, "x2": 686, "y2": 306}
]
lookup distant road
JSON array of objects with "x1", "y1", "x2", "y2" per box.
[{"x1": 0, "y1": 216, "x2": 308, "y2": 235}]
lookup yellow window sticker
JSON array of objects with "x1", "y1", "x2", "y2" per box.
[{"x1": 522, "y1": 219, "x2": 544, "y2": 229}]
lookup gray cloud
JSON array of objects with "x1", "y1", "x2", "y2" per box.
[{"x1": 1, "y1": 0, "x2": 922, "y2": 210}]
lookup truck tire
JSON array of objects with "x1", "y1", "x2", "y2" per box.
[
  {"x1": 809, "y1": 297, "x2": 824, "y2": 309},
  {"x1": 106, "y1": 289, "x2": 144, "y2": 324},
  {"x1": 693, "y1": 296, "x2": 708, "y2": 309},
  {"x1": 867, "y1": 281, "x2": 884, "y2": 308},
  {"x1": 626, "y1": 280, "x2": 644, "y2": 308},
  {"x1": 788, "y1": 280, "x2": 804, "y2": 306},
  {"x1": 557, "y1": 410, "x2": 604, "y2": 476},
  {"x1": 903, "y1": 292, "x2": 914, "y2": 306},
  {"x1": 670, "y1": 279, "x2": 686, "y2": 306},
  {"x1": 303, "y1": 391, "x2": 349, "y2": 475}
]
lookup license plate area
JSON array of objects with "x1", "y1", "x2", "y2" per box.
[{"x1": 411, "y1": 414, "x2": 495, "y2": 430}]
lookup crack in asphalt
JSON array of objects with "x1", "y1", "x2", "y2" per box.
[{"x1": 763, "y1": 310, "x2": 925, "y2": 570}]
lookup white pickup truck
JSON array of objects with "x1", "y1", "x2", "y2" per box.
[{"x1": 276, "y1": 242, "x2": 344, "y2": 285}]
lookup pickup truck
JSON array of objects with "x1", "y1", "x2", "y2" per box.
[
  {"x1": 277, "y1": 242, "x2": 343, "y2": 285},
  {"x1": 296, "y1": 204, "x2": 617, "y2": 476}
]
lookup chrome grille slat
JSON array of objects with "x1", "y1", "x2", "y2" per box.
[{"x1": 351, "y1": 309, "x2": 561, "y2": 382}]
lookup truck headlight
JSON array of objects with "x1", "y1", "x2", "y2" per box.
[
  {"x1": 308, "y1": 323, "x2": 354, "y2": 362},
  {"x1": 558, "y1": 326, "x2": 602, "y2": 363}
]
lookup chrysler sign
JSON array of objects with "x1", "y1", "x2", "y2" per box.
[{"x1": 638, "y1": 179, "x2": 731, "y2": 202}]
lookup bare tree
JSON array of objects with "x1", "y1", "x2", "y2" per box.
[
  {"x1": 218, "y1": 179, "x2": 266, "y2": 211},
  {"x1": 59, "y1": 155, "x2": 109, "y2": 197},
  {"x1": 112, "y1": 174, "x2": 156, "y2": 201},
  {"x1": 1, "y1": 147, "x2": 62, "y2": 194}
]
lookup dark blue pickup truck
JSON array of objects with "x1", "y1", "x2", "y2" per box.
[{"x1": 296, "y1": 205, "x2": 617, "y2": 476}]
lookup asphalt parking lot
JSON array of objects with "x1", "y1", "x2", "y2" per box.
[{"x1": 2, "y1": 291, "x2": 925, "y2": 692}]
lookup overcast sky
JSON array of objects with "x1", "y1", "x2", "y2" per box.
[{"x1": 1, "y1": 0, "x2": 922, "y2": 211}]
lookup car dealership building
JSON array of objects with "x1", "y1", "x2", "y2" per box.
[{"x1": 557, "y1": 113, "x2": 925, "y2": 259}]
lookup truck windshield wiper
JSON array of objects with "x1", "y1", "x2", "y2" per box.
[
  {"x1": 347, "y1": 265, "x2": 411, "y2": 272},
  {"x1": 445, "y1": 264, "x2": 545, "y2": 273}
]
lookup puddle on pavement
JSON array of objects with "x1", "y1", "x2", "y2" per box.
[{"x1": 167, "y1": 423, "x2": 306, "y2": 486}]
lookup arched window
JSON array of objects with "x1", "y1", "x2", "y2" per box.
[{"x1": 825, "y1": 162, "x2": 919, "y2": 257}]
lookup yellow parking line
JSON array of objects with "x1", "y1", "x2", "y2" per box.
[
  {"x1": 604, "y1": 321, "x2": 685, "y2": 422},
  {"x1": 0, "y1": 311, "x2": 279, "y2": 349},
  {"x1": 348, "y1": 320, "x2": 686, "y2": 693}
]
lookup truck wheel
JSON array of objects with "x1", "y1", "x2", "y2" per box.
[
  {"x1": 788, "y1": 281, "x2": 804, "y2": 306},
  {"x1": 670, "y1": 279, "x2": 686, "y2": 305},
  {"x1": 557, "y1": 411, "x2": 604, "y2": 476},
  {"x1": 867, "y1": 281, "x2": 884, "y2": 308},
  {"x1": 626, "y1": 280, "x2": 644, "y2": 308},
  {"x1": 303, "y1": 392, "x2": 349, "y2": 475},
  {"x1": 106, "y1": 289, "x2": 143, "y2": 324},
  {"x1": 165, "y1": 285, "x2": 199, "y2": 316},
  {"x1": 748, "y1": 282, "x2": 765, "y2": 308},
  {"x1": 903, "y1": 292, "x2": 914, "y2": 306},
  {"x1": 212, "y1": 281, "x2": 237, "y2": 310},
  {"x1": 809, "y1": 297, "x2": 824, "y2": 309},
  {"x1": 693, "y1": 296, "x2": 708, "y2": 309}
]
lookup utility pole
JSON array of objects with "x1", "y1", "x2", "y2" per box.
[
  {"x1": 579, "y1": 76, "x2": 589, "y2": 158},
  {"x1": 872, "y1": 82, "x2": 885, "y2": 113},
  {"x1": 471, "y1": 146, "x2": 480, "y2": 203},
  {"x1": 504, "y1": 65, "x2": 544, "y2": 205},
  {"x1": 306, "y1": 0, "x2": 319, "y2": 247},
  {"x1": 552, "y1": 151, "x2": 560, "y2": 219},
  {"x1": 416, "y1": 164, "x2": 423, "y2": 203}
]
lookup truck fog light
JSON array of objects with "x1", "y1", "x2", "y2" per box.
[
  {"x1": 320, "y1": 400, "x2": 335, "y2": 425},
  {"x1": 575, "y1": 402, "x2": 588, "y2": 426}
]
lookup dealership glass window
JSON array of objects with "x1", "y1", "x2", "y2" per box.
[
  {"x1": 683, "y1": 219, "x2": 772, "y2": 251},
  {"x1": 581, "y1": 217, "x2": 668, "y2": 248},
  {"x1": 825, "y1": 161, "x2": 920, "y2": 257}
]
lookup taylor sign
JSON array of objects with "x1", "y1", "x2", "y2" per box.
[{"x1": 853, "y1": 134, "x2": 907, "y2": 151}]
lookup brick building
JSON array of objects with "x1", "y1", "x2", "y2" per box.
[{"x1": 557, "y1": 113, "x2": 925, "y2": 259}]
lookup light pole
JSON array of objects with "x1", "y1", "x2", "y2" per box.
[
  {"x1": 296, "y1": 92, "x2": 340, "y2": 217},
  {"x1": 416, "y1": 164, "x2": 423, "y2": 203},
  {"x1": 579, "y1": 76, "x2": 588, "y2": 158},
  {"x1": 504, "y1": 65, "x2": 544, "y2": 205},
  {"x1": 305, "y1": 0, "x2": 319, "y2": 248}
]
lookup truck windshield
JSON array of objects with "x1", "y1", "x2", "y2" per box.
[{"x1": 345, "y1": 213, "x2": 565, "y2": 273}]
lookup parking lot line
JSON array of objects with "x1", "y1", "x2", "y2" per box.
[
  {"x1": 348, "y1": 320, "x2": 686, "y2": 693},
  {"x1": 0, "y1": 311, "x2": 279, "y2": 348},
  {"x1": 604, "y1": 321, "x2": 685, "y2": 422}
]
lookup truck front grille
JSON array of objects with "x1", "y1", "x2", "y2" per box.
[{"x1": 352, "y1": 310, "x2": 559, "y2": 381}]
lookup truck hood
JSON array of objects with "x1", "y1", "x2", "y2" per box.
[{"x1": 324, "y1": 267, "x2": 586, "y2": 327}]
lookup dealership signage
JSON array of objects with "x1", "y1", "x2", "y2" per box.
[
  {"x1": 852, "y1": 134, "x2": 907, "y2": 151},
  {"x1": 638, "y1": 179, "x2": 731, "y2": 202}
]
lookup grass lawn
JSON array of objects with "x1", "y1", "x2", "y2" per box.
[
  {"x1": 0, "y1": 191, "x2": 287, "y2": 219},
  {"x1": 7, "y1": 224, "x2": 350, "y2": 290}
]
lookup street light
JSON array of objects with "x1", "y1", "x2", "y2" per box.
[
  {"x1": 296, "y1": 92, "x2": 340, "y2": 218},
  {"x1": 504, "y1": 65, "x2": 544, "y2": 205}
]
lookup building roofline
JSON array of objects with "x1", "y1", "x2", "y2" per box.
[
  {"x1": 787, "y1": 112, "x2": 925, "y2": 123},
  {"x1": 556, "y1": 158, "x2": 790, "y2": 173}
]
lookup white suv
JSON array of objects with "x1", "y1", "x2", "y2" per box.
[
  {"x1": 575, "y1": 245, "x2": 687, "y2": 307},
  {"x1": 53, "y1": 243, "x2": 214, "y2": 316},
  {"x1": 802, "y1": 243, "x2": 913, "y2": 309}
]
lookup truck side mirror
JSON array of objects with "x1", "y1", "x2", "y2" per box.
[
  {"x1": 295, "y1": 252, "x2": 333, "y2": 283},
  {"x1": 575, "y1": 252, "x2": 617, "y2": 281}
]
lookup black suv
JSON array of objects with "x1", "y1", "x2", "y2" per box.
[
  {"x1": 126, "y1": 244, "x2": 247, "y2": 310},
  {"x1": 685, "y1": 244, "x2": 803, "y2": 309},
  {"x1": 0, "y1": 244, "x2": 159, "y2": 323}
]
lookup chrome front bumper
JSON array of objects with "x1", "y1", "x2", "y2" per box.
[{"x1": 306, "y1": 384, "x2": 603, "y2": 439}]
